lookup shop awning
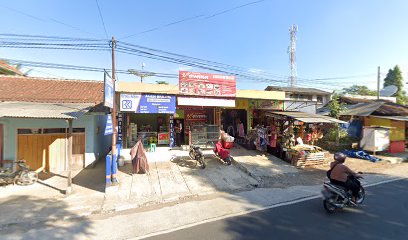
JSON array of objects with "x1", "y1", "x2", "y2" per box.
[
  {"x1": 0, "y1": 102, "x2": 94, "y2": 119},
  {"x1": 177, "y1": 97, "x2": 235, "y2": 107},
  {"x1": 267, "y1": 111, "x2": 346, "y2": 124}
]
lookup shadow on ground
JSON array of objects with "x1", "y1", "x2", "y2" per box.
[
  {"x1": 0, "y1": 195, "x2": 93, "y2": 239},
  {"x1": 72, "y1": 160, "x2": 105, "y2": 192},
  {"x1": 221, "y1": 179, "x2": 408, "y2": 240}
]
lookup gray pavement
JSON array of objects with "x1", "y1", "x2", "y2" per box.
[{"x1": 147, "y1": 179, "x2": 408, "y2": 240}]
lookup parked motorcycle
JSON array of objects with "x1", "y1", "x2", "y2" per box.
[
  {"x1": 321, "y1": 175, "x2": 365, "y2": 213},
  {"x1": 0, "y1": 160, "x2": 38, "y2": 186},
  {"x1": 189, "y1": 144, "x2": 206, "y2": 169},
  {"x1": 213, "y1": 140, "x2": 233, "y2": 165}
]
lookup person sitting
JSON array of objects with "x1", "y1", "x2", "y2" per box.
[{"x1": 328, "y1": 152, "x2": 361, "y2": 203}]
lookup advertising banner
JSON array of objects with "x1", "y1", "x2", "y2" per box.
[
  {"x1": 104, "y1": 73, "x2": 114, "y2": 108},
  {"x1": 120, "y1": 94, "x2": 176, "y2": 114},
  {"x1": 179, "y1": 71, "x2": 236, "y2": 97},
  {"x1": 104, "y1": 115, "x2": 113, "y2": 135},
  {"x1": 250, "y1": 100, "x2": 284, "y2": 110},
  {"x1": 184, "y1": 109, "x2": 208, "y2": 122}
]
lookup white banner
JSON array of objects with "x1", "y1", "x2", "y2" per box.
[{"x1": 177, "y1": 97, "x2": 235, "y2": 107}]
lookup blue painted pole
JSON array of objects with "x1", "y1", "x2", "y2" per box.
[{"x1": 105, "y1": 154, "x2": 112, "y2": 186}]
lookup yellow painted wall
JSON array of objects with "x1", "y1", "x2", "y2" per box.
[
  {"x1": 364, "y1": 117, "x2": 405, "y2": 141},
  {"x1": 391, "y1": 120, "x2": 405, "y2": 141}
]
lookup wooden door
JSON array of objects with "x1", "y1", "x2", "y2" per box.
[{"x1": 72, "y1": 133, "x2": 85, "y2": 170}]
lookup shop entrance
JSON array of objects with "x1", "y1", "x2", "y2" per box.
[
  {"x1": 222, "y1": 109, "x2": 247, "y2": 138},
  {"x1": 124, "y1": 113, "x2": 171, "y2": 148}
]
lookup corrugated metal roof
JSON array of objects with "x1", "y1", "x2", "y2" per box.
[
  {"x1": 265, "y1": 86, "x2": 331, "y2": 95},
  {"x1": 371, "y1": 115, "x2": 408, "y2": 122},
  {"x1": 340, "y1": 102, "x2": 384, "y2": 116},
  {"x1": 267, "y1": 111, "x2": 345, "y2": 124},
  {"x1": 0, "y1": 102, "x2": 94, "y2": 119}
]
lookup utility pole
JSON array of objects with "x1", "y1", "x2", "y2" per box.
[
  {"x1": 377, "y1": 66, "x2": 380, "y2": 100},
  {"x1": 288, "y1": 24, "x2": 298, "y2": 87},
  {"x1": 111, "y1": 36, "x2": 118, "y2": 183}
]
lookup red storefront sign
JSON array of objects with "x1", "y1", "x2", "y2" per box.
[
  {"x1": 179, "y1": 71, "x2": 236, "y2": 97},
  {"x1": 184, "y1": 109, "x2": 208, "y2": 122}
]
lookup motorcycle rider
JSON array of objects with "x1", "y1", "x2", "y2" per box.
[{"x1": 328, "y1": 152, "x2": 361, "y2": 203}]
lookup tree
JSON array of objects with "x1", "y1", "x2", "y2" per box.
[
  {"x1": 155, "y1": 80, "x2": 169, "y2": 85},
  {"x1": 328, "y1": 94, "x2": 346, "y2": 119},
  {"x1": 383, "y1": 65, "x2": 406, "y2": 104},
  {"x1": 342, "y1": 85, "x2": 376, "y2": 96},
  {"x1": 328, "y1": 94, "x2": 346, "y2": 145}
]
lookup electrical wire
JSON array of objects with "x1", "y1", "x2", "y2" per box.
[{"x1": 95, "y1": 0, "x2": 109, "y2": 39}]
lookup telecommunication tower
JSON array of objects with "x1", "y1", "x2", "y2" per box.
[{"x1": 288, "y1": 24, "x2": 298, "y2": 87}]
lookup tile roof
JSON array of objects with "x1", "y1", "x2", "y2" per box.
[{"x1": 0, "y1": 75, "x2": 103, "y2": 103}]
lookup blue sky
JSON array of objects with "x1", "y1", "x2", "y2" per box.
[{"x1": 1, "y1": 0, "x2": 408, "y2": 91}]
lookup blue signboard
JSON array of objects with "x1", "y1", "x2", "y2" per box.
[
  {"x1": 104, "y1": 115, "x2": 113, "y2": 135},
  {"x1": 117, "y1": 113, "x2": 123, "y2": 143},
  {"x1": 120, "y1": 94, "x2": 176, "y2": 114},
  {"x1": 104, "y1": 73, "x2": 114, "y2": 108}
]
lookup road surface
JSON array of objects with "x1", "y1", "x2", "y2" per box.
[{"x1": 147, "y1": 179, "x2": 408, "y2": 240}]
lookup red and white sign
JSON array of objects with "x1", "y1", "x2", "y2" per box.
[{"x1": 179, "y1": 71, "x2": 236, "y2": 97}]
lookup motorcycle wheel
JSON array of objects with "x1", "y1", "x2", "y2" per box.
[
  {"x1": 323, "y1": 199, "x2": 336, "y2": 214},
  {"x1": 14, "y1": 171, "x2": 38, "y2": 186},
  {"x1": 189, "y1": 150, "x2": 195, "y2": 160},
  {"x1": 356, "y1": 186, "x2": 365, "y2": 204},
  {"x1": 198, "y1": 156, "x2": 206, "y2": 169},
  {"x1": 225, "y1": 157, "x2": 232, "y2": 165}
]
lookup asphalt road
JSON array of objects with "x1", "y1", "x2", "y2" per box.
[{"x1": 147, "y1": 179, "x2": 408, "y2": 240}]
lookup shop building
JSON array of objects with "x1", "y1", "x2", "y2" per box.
[
  {"x1": 0, "y1": 76, "x2": 111, "y2": 173},
  {"x1": 265, "y1": 86, "x2": 331, "y2": 114}
]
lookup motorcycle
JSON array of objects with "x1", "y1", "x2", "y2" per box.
[
  {"x1": 0, "y1": 160, "x2": 38, "y2": 186},
  {"x1": 213, "y1": 140, "x2": 233, "y2": 165},
  {"x1": 189, "y1": 144, "x2": 206, "y2": 169},
  {"x1": 321, "y1": 174, "x2": 365, "y2": 213}
]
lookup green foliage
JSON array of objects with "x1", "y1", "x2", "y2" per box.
[
  {"x1": 326, "y1": 127, "x2": 348, "y2": 142},
  {"x1": 384, "y1": 65, "x2": 406, "y2": 105},
  {"x1": 155, "y1": 80, "x2": 169, "y2": 85},
  {"x1": 342, "y1": 85, "x2": 376, "y2": 96},
  {"x1": 327, "y1": 94, "x2": 346, "y2": 119}
]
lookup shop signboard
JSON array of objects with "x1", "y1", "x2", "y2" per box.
[
  {"x1": 177, "y1": 97, "x2": 235, "y2": 107},
  {"x1": 184, "y1": 109, "x2": 208, "y2": 122},
  {"x1": 104, "y1": 115, "x2": 113, "y2": 135},
  {"x1": 251, "y1": 100, "x2": 284, "y2": 110},
  {"x1": 169, "y1": 115, "x2": 175, "y2": 148},
  {"x1": 104, "y1": 73, "x2": 114, "y2": 108},
  {"x1": 179, "y1": 71, "x2": 236, "y2": 97},
  {"x1": 158, "y1": 132, "x2": 170, "y2": 145},
  {"x1": 120, "y1": 93, "x2": 176, "y2": 114}
]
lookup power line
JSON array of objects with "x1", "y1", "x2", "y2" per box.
[
  {"x1": 0, "y1": 35, "x2": 377, "y2": 88},
  {"x1": 120, "y1": 14, "x2": 205, "y2": 40},
  {"x1": 119, "y1": 0, "x2": 267, "y2": 40},
  {"x1": 205, "y1": 0, "x2": 266, "y2": 19},
  {"x1": 95, "y1": 0, "x2": 109, "y2": 39},
  {"x1": 0, "y1": 4, "x2": 101, "y2": 38}
]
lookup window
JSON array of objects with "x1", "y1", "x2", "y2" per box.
[
  {"x1": 317, "y1": 96, "x2": 323, "y2": 103},
  {"x1": 43, "y1": 128, "x2": 66, "y2": 134}
]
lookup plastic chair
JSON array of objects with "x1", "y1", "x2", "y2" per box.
[{"x1": 149, "y1": 143, "x2": 157, "y2": 152}]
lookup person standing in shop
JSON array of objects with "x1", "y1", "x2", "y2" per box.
[{"x1": 175, "y1": 120, "x2": 183, "y2": 147}]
